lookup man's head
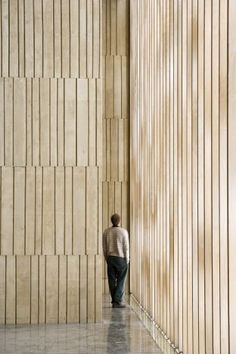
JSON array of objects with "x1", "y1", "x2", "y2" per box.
[{"x1": 111, "y1": 213, "x2": 121, "y2": 227}]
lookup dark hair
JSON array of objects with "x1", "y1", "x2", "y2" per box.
[{"x1": 111, "y1": 213, "x2": 121, "y2": 226}]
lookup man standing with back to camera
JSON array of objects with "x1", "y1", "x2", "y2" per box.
[{"x1": 103, "y1": 213, "x2": 129, "y2": 308}]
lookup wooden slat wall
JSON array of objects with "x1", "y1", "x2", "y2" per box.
[
  {"x1": 102, "y1": 0, "x2": 129, "y2": 293},
  {"x1": 0, "y1": 0, "x2": 102, "y2": 324},
  {"x1": 130, "y1": 0, "x2": 233, "y2": 353}
]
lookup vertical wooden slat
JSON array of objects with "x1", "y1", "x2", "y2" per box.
[
  {"x1": 114, "y1": 56, "x2": 122, "y2": 118},
  {"x1": 25, "y1": 0, "x2": 34, "y2": 77},
  {"x1": 97, "y1": 79, "x2": 102, "y2": 166},
  {"x1": 38, "y1": 255, "x2": 45, "y2": 323},
  {"x1": 50, "y1": 79, "x2": 58, "y2": 166},
  {"x1": 35, "y1": 167, "x2": 42, "y2": 254},
  {"x1": 2, "y1": 0, "x2": 9, "y2": 77},
  {"x1": 73, "y1": 167, "x2": 86, "y2": 255},
  {"x1": 14, "y1": 168, "x2": 25, "y2": 255},
  {"x1": 61, "y1": 0, "x2": 69, "y2": 77},
  {"x1": 59, "y1": 255, "x2": 67, "y2": 323},
  {"x1": 40, "y1": 79, "x2": 50, "y2": 165},
  {"x1": 0, "y1": 257, "x2": 6, "y2": 324},
  {"x1": 228, "y1": 1, "x2": 236, "y2": 353},
  {"x1": 65, "y1": 79, "x2": 76, "y2": 165},
  {"x1": 77, "y1": 79, "x2": 88, "y2": 166},
  {"x1": 14, "y1": 79, "x2": 26, "y2": 166},
  {"x1": 56, "y1": 167, "x2": 64, "y2": 254},
  {"x1": 34, "y1": 0, "x2": 43, "y2": 77},
  {"x1": 87, "y1": 255, "x2": 95, "y2": 322},
  {"x1": 16, "y1": 256, "x2": 30, "y2": 323},
  {"x1": 93, "y1": 0, "x2": 100, "y2": 78},
  {"x1": 57, "y1": 79, "x2": 64, "y2": 166},
  {"x1": 18, "y1": 0, "x2": 25, "y2": 77},
  {"x1": 65, "y1": 167, "x2": 73, "y2": 255},
  {"x1": 0, "y1": 80, "x2": 4, "y2": 165},
  {"x1": 54, "y1": 0, "x2": 62, "y2": 78},
  {"x1": 86, "y1": 167, "x2": 98, "y2": 254},
  {"x1": 6, "y1": 256, "x2": 15, "y2": 324},
  {"x1": 110, "y1": 0, "x2": 117, "y2": 55},
  {"x1": 42, "y1": 168, "x2": 54, "y2": 254},
  {"x1": 1, "y1": 167, "x2": 13, "y2": 255},
  {"x1": 117, "y1": 0, "x2": 128, "y2": 55},
  {"x1": 95, "y1": 255, "x2": 102, "y2": 321},
  {"x1": 9, "y1": 0, "x2": 18, "y2": 77},
  {"x1": 89, "y1": 79, "x2": 96, "y2": 166},
  {"x1": 32, "y1": 79, "x2": 40, "y2": 165},
  {"x1": 87, "y1": 0, "x2": 93, "y2": 77},
  {"x1": 67, "y1": 256, "x2": 79, "y2": 323},
  {"x1": 46, "y1": 256, "x2": 58, "y2": 323},
  {"x1": 26, "y1": 79, "x2": 32, "y2": 165},
  {"x1": 70, "y1": 0, "x2": 79, "y2": 78},
  {"x1": 43, "y1": 0, "x2": 53, "y2": 78},
  {"x1": 80, "y1": 0, "x2": 87, "y2": 78},
  {"x1": 4, "y1": 79, "x2": 13, "y2": 165},
  {"x1": 79, "y1": 255, "x2": 87, "y2": 323},
  {"x1": 105, "y1": 56, "x2": 113, "y2": 118},
  {"x1": 30, "y1": 256, "x2": 39, "y2": 324}
]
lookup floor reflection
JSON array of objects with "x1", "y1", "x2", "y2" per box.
[{"x1": 107, "y1": 308, "x2": 130, "y2": 353}]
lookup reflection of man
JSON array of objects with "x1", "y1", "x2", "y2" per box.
[{"x1": 103, "y1": 214, "x2": 129, "y2": 308}]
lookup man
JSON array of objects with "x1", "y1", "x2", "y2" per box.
[{"x1": 103, "y1": 213, "x2": 129, "y2": 308}]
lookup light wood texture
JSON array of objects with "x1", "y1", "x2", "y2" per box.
[
  {"x1": 0, "y1": 0, "x2": 101, "y2": 78},
  {"x1": 0, "y1": 0, "x2": 102, "y2": 324},
  {"x1": 130, "y1": 0, "x2": 232, "y2": 353},
  {"x1": 102, "y1": 0, "x2": 130, "y2": 293}
]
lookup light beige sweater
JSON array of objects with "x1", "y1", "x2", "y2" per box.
[{"x1": 102, "y1": 226, "x2": 129, "y2": 263}]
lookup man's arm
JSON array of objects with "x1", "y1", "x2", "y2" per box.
[
  {"x1": 123, "y1": 231, "x2": 129, "y2": 264},
  {"x1": 102, "y1": 232, "x2": 108, "y2": 262}
]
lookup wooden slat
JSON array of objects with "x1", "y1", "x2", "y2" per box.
[
  {"x1": 67, "y1": 256, "x2": 79, "y2": 323},
  {"x1": 6, "y1": 256, "x2": 15, "y2": 324},
  {"x1": 70, "y1": 0, "x2": 79, "y2": 78},
  {"x1": 59, "y1": 255, "x2": 67, "y2": 323},
  {"x1": 9, "y1": 0, "x2": 18, "y2": 77},
  {"x1": 86, "y1": 167, "x2": 98, "y2": 254},
  {"x1": 105, "y1": 56, "x2": 114, "y2": 118},
  {"x1": 110, "y1": 0, "x2": 117, "y2": 55},
  {"x1": 73, "y1": 167, "x2": 86, "y2": 255},
  {"x1": 30, "y1": 256, "x2": 39, "y2": 324},
  {"x1": 121, "y1": 56, "x2": 128, "y2": 119},
  {"x1": 65, "y1": 167, "x2": 73, "y2": 255},
  {"x1": 0, "y1": 256, "x2": 5, "y2": 324},
  {"x1": 50, "y1": 79, "x2": 58, "y2": 165},
  {"x1": 35, "y1": 167, "x2": 42, "y2": 254},
  {"x1": 43, "y1": 0, "x2": 53, "y2": 77},
  {"x1": 0, "y1": 79, "x2": 4, "y2": 165},
  {"x1": 2, "y1": 0, "x2": 9, "y2": 77},
  {"x1": 57, "y1": 79, "x2": 64, "y2": 166},
  {"x1": 87, "y1": 255, "x2": 95, "y2": 322},
  {"x1": 14, "y1": 168, "x2": 25, "y2": 255},
  {"x1": 40, "y1": 79, "x2": 50, "y2": 165},
  {"x1": 117, "y1": 0, "x2": 128, "y2": 55},
  {"x1": 79, "y1": 255, "x2": 87, "y2": 322},
  {"x1": 46, "y1": 256, "x2": 58, "y2": 323},
  {"x1": 1, "y1": 167, "x2": 13, "y2": 255},
  {"x1": 80, "y1": 0, "x2": 87, "y2": 78},
  {"x1": 114, "y1": 56, "x2": 122, "y2": 118},
  {"x1": 14, "y1": 79, "x2": 26, "y2": 166},
  {"x1": 61, "y1": 0, "x2": 70, "y2": 77},
  {"x1": 25, "y1": 0, "x2": 34, "y2": 77},
  {"x1": 39, "y1": 256, "x2": 45, "y2": 323},
  {"x1": 77, "y1": 80, "x2": 88, "y2": 166},
  {"x1": 26, "y1": 79, "x2": 32, "y2": 165},
  {"x1": 55, "y1": 167, "x2": 64, "y2": 254},
  {"x1": 65, "y1": 79, "x2": 76, "y2": 165},
  {"x1": 18, "y1": 0, "x2": 25, "y2": 77},
  {"x1": 32, "y1": 79, "x2": 40, "y2": 165},
  {"x1": 93, "y1": 0, "x2": 100, "y2": 78},
  {"x1": 95, "y1": 255, "x2": 102, "y2": 321},
  {"x1": 96, "y1": 79, "x2": 102, "y2": 166},
  {"x1": 42, "y1": 168, "x2": 54, "y2": 254},
  {"x1": 34, "y1": 0, "x2": 43, "y2": 77},
  {"x1": 228, "y1": 1, "x2": 236, "y2": 352},
  {"x1": 54, "y1": 0, "x2": 62, "y2": 77},
  {"x1": 87, "y1": 0, "x2": 93, "y2": 77},
  {"x1": 16, "y1": 256, "x2": 30, "y2": 324},
  {"x1": 4, "y1": 79, "x2": 13, "y2": 165},
  {"x1": 89, "y1": 79, "x2": 96, "y2": 166}
]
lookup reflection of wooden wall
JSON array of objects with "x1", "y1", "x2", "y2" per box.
[
  {"x1": 130, "y1": 0, "x2": 235, "y2": 353},
  {"x1": 102, "y1": 0, "x2": 129, "y2": 293},
  {"x1": 0, "y1": 0, "x2": 102, "y2": 324}
]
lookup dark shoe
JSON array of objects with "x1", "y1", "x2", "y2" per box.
[{"x1": 112, "y1": 302, "x2": 126, "y2": 308}]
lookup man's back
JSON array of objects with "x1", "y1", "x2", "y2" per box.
[{"x1": 103, "y1": 226, "x2": 129, "y2": 263}]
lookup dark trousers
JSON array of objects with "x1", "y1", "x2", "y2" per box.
[{"x1": 107, "y1": 256, "x2": 128, "y2": 304}]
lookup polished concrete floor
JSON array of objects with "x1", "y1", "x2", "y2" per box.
[{"x1": 0, "y1": 299, "x2": 164, "y2": 354}]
